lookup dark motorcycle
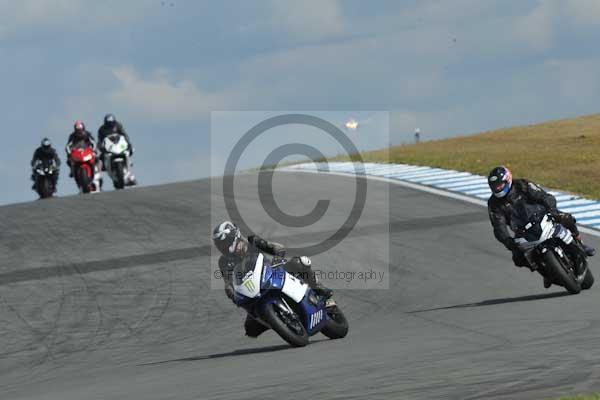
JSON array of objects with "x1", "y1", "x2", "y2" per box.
[
  {"x1": 32, "y1": 159, "x2": 58, "y2": 199},
  {"x1": 512, "y1": 203, "x2": 594, "y2": 294}
]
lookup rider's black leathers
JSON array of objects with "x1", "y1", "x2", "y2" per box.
[
  {"x1": 97, "y1": 122, "x2": 132, "y2": 153},
  {"x1": 488, "y1": 178, "x2": 582, "y2": 267},
  {"x1": 218, "y1": 235, "x2": 321, "y2": 337}
]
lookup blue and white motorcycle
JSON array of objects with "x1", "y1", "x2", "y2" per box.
[{"x1": 232, "y1": 252, "x2": 349, "y2": 347}]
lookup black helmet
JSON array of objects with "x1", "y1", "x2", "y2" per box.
[
  {"x1": 41, "y1": 137, "x2": 52, "y2": 150},
  {"x1": 104, "y1": 113, "x2": 116, "y2": 127},
  {"x1": 212, "y1": 221, "x2": 247, "y2": 257},
  {"x1": 488, "y1": 166, "x2": 513, "y2": 198}
]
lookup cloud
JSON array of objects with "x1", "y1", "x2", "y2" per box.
[
  {"x1": 544, "y1": 57, "x2": 600, "y2": 102},
  {"x1": 514, "y1": 1, "x2": 558, "y2": 51},
  {"x1": 514, "y1": 0, "x2": 600, "y2": 51},
  {"x1": 563, "y1": 0, "x2": 600, "y2": 25},
  {"x1": 109, "y1": 67, "x2": 241, "y2": 121},
  {"x1": 0, "y1": 0, "x2": 154, "y2": 39},
  {"x1": 268, "y1": 0, "x2": 345, "y2": 39}
]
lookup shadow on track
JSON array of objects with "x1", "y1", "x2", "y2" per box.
[
  {"x1": 140, "y1": 338, "x2": 331, "y2": 366},
  {"x1": 140, "y1": 344, "x2": 291, "y2": 366},
  {"x1": 407, "y1": 291, "x2": 571, "y2": 314},
  {"x1": 142, "y1": 340, "x2": 334, "y2": 366}
]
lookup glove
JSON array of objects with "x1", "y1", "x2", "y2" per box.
[
  {"x1": 224, "y1": 286, "x2": 235, "y2": 302},
  {"x1": 505, "y1": 238, "x2": 518, "y2": 252},
  {"x1": 272, "y1": 255, "x2": 286, "y2": 265}
]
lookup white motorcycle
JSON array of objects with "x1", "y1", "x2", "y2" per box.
[{"x1": 102, "y1": 134, "x2": 137, "y2": 190}]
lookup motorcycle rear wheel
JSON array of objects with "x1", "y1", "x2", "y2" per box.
[
  {"x1": 261, "y1": 302, "x2": 309, "y2": 347},
  {"x1": 321, "y1": 304, "x2": 349, "y2": 339}
]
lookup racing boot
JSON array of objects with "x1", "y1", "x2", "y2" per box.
[
  {"x1": 543, "y1": 276, "x2": 552, "y2": 289},
  {"x1": 313, "y1": 283, "x2": 333, "y2": 300},
  {"x1": 575, "y1": 235, "x2": 596, "y2": 257}
]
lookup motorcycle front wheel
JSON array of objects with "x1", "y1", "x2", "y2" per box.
[
  {"x1": 77, "y1": 168, "x2": 91, "y2": 194},
  {"x1": 113, "y1": 162, "x2": 125, "y2": 190},
  {"x1": 543, "y1": 250, "x2": 581, "y2": 294},
  {"x1": 38, "y1": 177, "x2": 53, "y2": 199},
  {"x1": 261, "y1": 302, "x2": 309, "y2": 347},
  {"x1": 582, "y1": 269, "x2": 594, "y2": 290}
]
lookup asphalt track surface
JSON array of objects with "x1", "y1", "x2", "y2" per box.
[{"x1": 2, "y1": 171, "x2": 600, "y2": 400}]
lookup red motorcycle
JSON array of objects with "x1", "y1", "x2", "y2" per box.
[{"x1": 70, "y1": 144, "x2": 97, "y2": 194}]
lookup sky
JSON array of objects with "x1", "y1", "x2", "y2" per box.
[{"x1": 2, "y1": 0, "x2": 600, "y2": 205}]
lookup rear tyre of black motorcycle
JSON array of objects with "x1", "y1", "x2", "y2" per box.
[
  {"x1": 321, "y1": 305, "x2": 349, "y2": 340},
  {"x1": 114, "y1": 162, "x2": 125, "y2": 190},
  {"x1": 544, "y1": 250, "x2": 581, "y2": 294},
  {"x1": 582, "y1": 269, "x2": 594, "y2": 290},
  {"x1": 261, "y1": 302, "x2": 309, "y2": 347}
]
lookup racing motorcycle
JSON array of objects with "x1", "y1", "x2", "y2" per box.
[
  {"x1": 512, "y1": 202, "x2": 594, "y2": 294},
  {"x1": 102, "y1": 133, "x2": 136, "y2": 190},
  {"x1": 32, "y1": 159, "x2": 58, "y2": 199},
  {"x1": 69, "y1": 143, "x2": 101, "y2": 194},
  {"x1": 232, "y1": 253, "x2": 349, "y2": 347}
]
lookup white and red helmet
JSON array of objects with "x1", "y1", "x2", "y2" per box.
[{"x1": 74, "y1": 120, "x2": 86, "y2": 133}]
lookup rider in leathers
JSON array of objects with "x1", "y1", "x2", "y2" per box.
[
  {"x1": 213, "y1": 221, "x2": 332, "y2": 338},
  {"x1": 65, "y1": 120, "x2": 97, "y2": 177},
  {"x1": 487, "y1": 166, "x2": 595, "y2": 286},
  {"x1": 31, "y1": 138, "x2": 61, "y2": 191},
  {"x1": 97, "y1": 113, "x2": 133, "y2": 171}
]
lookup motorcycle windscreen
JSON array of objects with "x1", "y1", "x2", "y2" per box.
[
  {"x1": 232, "y1": 252, "x2": 263, "y2": 298},
  {"x1": 510, "y1": 202, "x2": 547, "y2": 242}
]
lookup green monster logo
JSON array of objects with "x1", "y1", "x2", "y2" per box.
[{"x1": 243, "y1": 278, "x2": 256, "y2": 292}]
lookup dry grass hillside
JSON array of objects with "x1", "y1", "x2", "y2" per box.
[{"x1": 348, "y1": 114, "x2": 600, "y2": 198}]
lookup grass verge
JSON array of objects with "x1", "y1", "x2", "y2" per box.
[{"x1": 334, "y1": 113, "x2": 600, "y2": 199}]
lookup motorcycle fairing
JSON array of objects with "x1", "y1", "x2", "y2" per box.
[
  {"x1": 233, "y1": 253, "x2": 264, "y2": 299},
  {"x1": 103, "y1": 135, "x2": 129, "y2": 155},
  {"x1": 233, "y1": 252, "x2": 330, "y2": 336}
]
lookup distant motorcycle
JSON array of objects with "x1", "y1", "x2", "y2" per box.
[
  {"x1": 512, "y1": 202, "x2": 594, "y2": 294},
  {"x1": 69, "y1": 144, "x2": 101, "y2": 194},
  {"x1": 232, "y1": 253, "x2": 349, "y2": 347},
  {"x1": 32, "y1": 159, "x2": 58, "y2": 199},
  {"x1": 102, "y1": 133, "x2": 136, "y2": 190}
]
